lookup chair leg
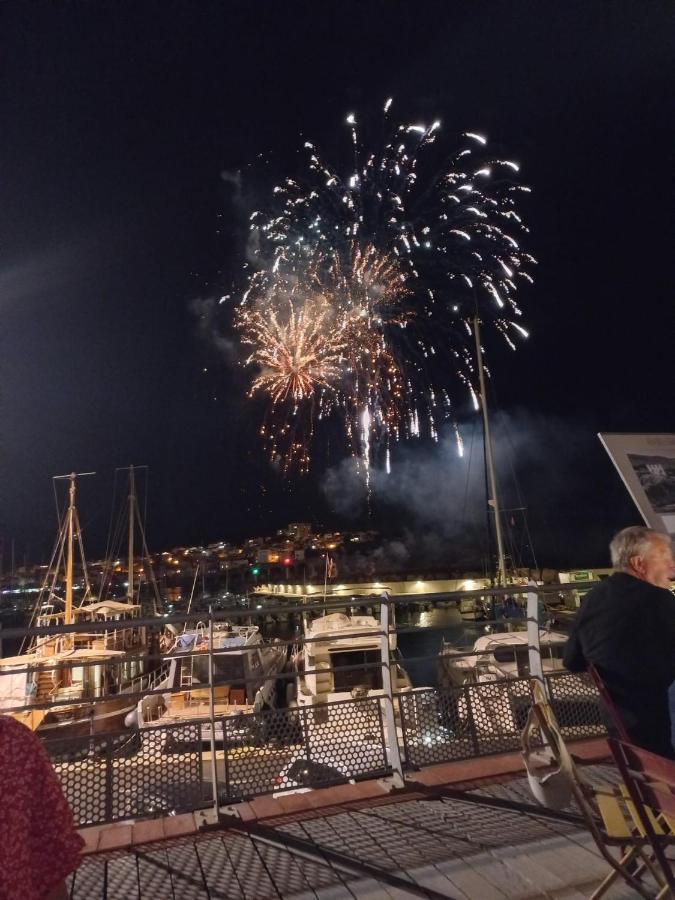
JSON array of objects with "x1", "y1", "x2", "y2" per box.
[
  {"x1": 587, "y1": 841, "x2": 655, "y2": 899},
  {"x1": 649, "y1": 840, "x2": 675, "y2": 896},
  {"x1": 588, "y1": 867, "x2": 620, "y2": 900},
  {"x1": 639, "y1": 849, "x2": 668, "y2": 889},
  {"x1": 588, "y1": 846, "x2": 653, "y2": 900}
]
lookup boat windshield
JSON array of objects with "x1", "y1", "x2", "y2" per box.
[
  {"x1": 329, "y1": 649, "x2": 382, "y2": 692},
  {"x1": 190, "y1": 654, "x2": 247, "y2": 684},
  {"x1": 492, "y1": 644, "x2": 566, "y2": 676}
]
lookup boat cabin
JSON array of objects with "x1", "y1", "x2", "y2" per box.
[{"x1": 299, "y1": 612, "x2": 409, "y2": 703}]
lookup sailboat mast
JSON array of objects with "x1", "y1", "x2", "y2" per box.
[
  {"x1": 127, "y1": 465, "x2": 135, "y2": 603},
  {"x1": 473, "y1": 316, "x2": 507, "y2": 587},
  {"x1": 65, "y1": 473, "x2": 75, "y2": 633}
]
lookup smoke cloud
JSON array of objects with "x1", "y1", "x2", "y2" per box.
[
  {"x1": 320, "y1": 410, "x2": 608, "y2": 569},
  {"x1": 189, "y1": 295, "x2": 239, "y2": 364}
]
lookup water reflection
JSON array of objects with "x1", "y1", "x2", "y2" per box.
[{"x1": 397, "y1": 606, "x2": 488, "y2": 688}]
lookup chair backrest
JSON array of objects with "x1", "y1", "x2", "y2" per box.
[
  {"x1": 587, "y1": 664, "x2": 630, "y2": 741},
  {"x1": 609, "y1": 737, "x2": 675, "y2": 820},
  {"x1": 608, "y1": 736, "x2": 675, "y2": 892}
]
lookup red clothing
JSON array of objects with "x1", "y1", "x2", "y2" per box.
[{"x1": 0, "y1": 716, "x2": 83, "y2": 900}]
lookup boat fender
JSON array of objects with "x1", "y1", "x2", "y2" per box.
[{"x1": 124, "y1": 708, "x2": 139, "y2": 728}]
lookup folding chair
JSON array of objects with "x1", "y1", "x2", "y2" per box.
[
  {"x1": 526, "y1": 680, "x2": 668, "y2": 899},
  {"x1": 607, "y1": 737, "x2": 675, "y2": 898},
  {"x1": 589, "y1": 665, "x2": 675, "y2": 896}
]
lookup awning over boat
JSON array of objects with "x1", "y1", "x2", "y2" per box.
[
  {"x1": 73, "y1": 601, "x2": 141, "y2": 614},
  {"x1": 0, "y1": 648, "x2": 129, "y2": 669}
]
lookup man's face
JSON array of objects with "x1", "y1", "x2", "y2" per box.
[{"x1": 632, "y1": 538, "x2": 675, "y2": 589}]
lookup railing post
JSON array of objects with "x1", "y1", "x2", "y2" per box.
[
  {"x1": 207, "y1": 606, "x2": 219, "y2": 816},
  {"x1": 301, "y1": 705, "x2": 311, "y2": 762},
  {"x1": 379, "y1": 593, "x2": 404, "y2": 784},
  {"x1": 222, "y1": 716, "x2": 231, "y2": 802},
  {"x1": 526, "y1": 580, "x2": 548, "y2": 698},
  {"x1": 465, "y1": 684, "x2": 480, "y2": 757},
  {"x1": 104, "y1": 736, "x2": 114, "y2": 824}
]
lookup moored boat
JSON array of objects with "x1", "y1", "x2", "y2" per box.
[
  {"x1": 134, "y1": 622, "x2": 287, "y2": 745},
  {"x1": 0, "y1": 470, "x2": 160, "y2": 742}
]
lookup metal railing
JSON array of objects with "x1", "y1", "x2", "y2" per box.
[{"x1": 0, "y1": 583, "x2": 606, "y2": 827}]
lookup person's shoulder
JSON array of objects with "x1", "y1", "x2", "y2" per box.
[
  {"x1": 0, "y1": 714, "x2": 43, "y2": 753},
  {"x1": 579, "y1": 575, "x2": 613, "y2": 604}
]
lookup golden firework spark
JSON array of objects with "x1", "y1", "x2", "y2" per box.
[{"x1": 241, "y1": 292, "x2": 347, "y2": 404}]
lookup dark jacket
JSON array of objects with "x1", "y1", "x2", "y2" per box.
[
  {"x1": 564, "y1": 572, "x2": 675, "y2": 687},
  {"x1": 564, "y1": 572, "x2": 675, "y2": 752}
]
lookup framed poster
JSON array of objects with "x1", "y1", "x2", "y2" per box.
[{"x1": 599, "y1": 433, "x2": 675, "y2": 537}]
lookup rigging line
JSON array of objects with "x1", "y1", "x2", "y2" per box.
[
  {"x1": 487, "y1": 378, "x2": 539, "y2": 572},
  {"x1": 463, "y1": 427, "x2": 488, "y2": 572},
  {"x1": 460, "y1": 416, "x2": 476, "y2": 528},
  {"x1": 469, "y1": 296, "x2": 492, "y2": 578},
  {"x1": 503, "y1": 419, "x2": 539, "y2": 572},
  {"x1": 487, "y1": 408, "x2": 520, "y2": 572},
  {"x1": 52, "y1": 478, "x2": 61, "y2": 527},
  {"x1": 73, "y1": 508, "x2": 92, "y2": 603},
  {"x1": 21, "y1": 513, "x2": 68, "y2": 653},
  {"x1": 100, "y1": 501, "x2": 124, "y2": 600},
  {"x1": 142, "y1": 466, "x2": 149, "y2": 547},
  {"x1": 481, "y1": 392, "x2": 493, "y2": 580},
  {"x1": 103, "y1": 468, "x2": 118, "y2": 578},
  {"x1": 135, "y1": 496, "x2": 161, "y2": 615}
]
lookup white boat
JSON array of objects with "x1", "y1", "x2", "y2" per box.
[
  {"x1": 134, "y1": 622, "x2": 287, "y2": 744},
  {"x1": 291, "y1": 609, "x2": 413, "y2": 710},
  {"x1": 436, "y1": 629, "x2": 600, "y2": 741},
  {"x1": 438, "y1": 629, "x2": 568, "y2": 687}
]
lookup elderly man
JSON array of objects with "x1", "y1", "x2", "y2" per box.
[{"x1": 564, "y1": 526, "x2": 675, "y2": 757}]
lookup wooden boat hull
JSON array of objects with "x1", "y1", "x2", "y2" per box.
[{"x1": 32, "y1": 696, "x2": 136, "y2": 741}]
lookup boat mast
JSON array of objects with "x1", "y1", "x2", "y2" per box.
[
  {"x1": 473, "y1": 316, "x2": 507, "y2": 587},
  {"x1": 52, "y1": 471, "x2": 95, "y2": 635},
  {"x1": 65, "y1": 474, "x2": 75, "y2": 630},
  {"x1": 127, "y1": 465, "x2": 135, "y2": 603}
]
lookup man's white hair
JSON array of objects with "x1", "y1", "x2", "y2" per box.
[{"x1": 609, "y1": 526, "x2": 669, "y2": 570}]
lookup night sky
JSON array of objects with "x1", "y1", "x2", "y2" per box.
[{"x1": 1, "y1": 1, "x2": 673, "y2": 569}]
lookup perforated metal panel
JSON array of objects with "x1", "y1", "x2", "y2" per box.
[
  {"x1": 111, "y1": 722, "x2": 205, "y2": 820},
  {"x1": 45, "y1": 722, "x2": 206, "y2": 826},
  {"x1": 222, "y1": 696, "x2": 390, "y2": 800},
  {"x1": 399, "y1": 674, "x2": 606, "y2": 768},
  {"x1": 399, "y1": 680, "x2": 532, "y2": 768},
  {"x1": 50, "y1": 746, "x2": 108, "y2": 826},
  {"x1": 545, "y1": 671, "x2": 605, "y2": 739}
]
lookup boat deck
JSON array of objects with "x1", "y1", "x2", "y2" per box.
[
  {"x1": 151, "y1": 702, "x2": 254, "y2": 724},
  {"x1": 69, "y1": 764, "x2": 657, "y2": 898}
]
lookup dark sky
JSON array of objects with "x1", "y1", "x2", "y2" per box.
[{"x1": 1, "y1": 1, "x2": 673, "y2": 569}]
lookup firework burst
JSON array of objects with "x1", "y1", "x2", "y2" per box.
[{"x1": 236, "y1": 99, "x2": 535, "y2": 472}]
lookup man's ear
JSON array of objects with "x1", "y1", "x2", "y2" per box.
[{"x1": 628, "y1": 554, "x2": 645, "y2": 574}]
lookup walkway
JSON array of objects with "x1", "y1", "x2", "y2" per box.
[{"x1": 69, "y1": 765, "x2": 653, "y2": 899}]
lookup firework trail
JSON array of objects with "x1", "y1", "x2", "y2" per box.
[{"x1": 236, "y1": 99, "x2": 534, "y2": 473}]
